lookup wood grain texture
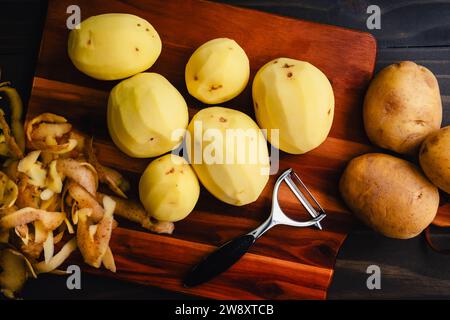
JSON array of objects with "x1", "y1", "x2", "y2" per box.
[
  {"x1": 1, "y1": 0, "x2": 448, "y2": 300},
  {"x1": 27, "y1": 0, "x2": 379, "y2": 299}
]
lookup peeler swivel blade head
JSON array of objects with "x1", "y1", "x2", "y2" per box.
[{"x1": 273, "y1": 168, "x2": 326, "y2": 229}]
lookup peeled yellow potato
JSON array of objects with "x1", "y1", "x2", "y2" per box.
[
  {"x1": 340, "y1": 153, "x2": 439, "y2": 239},
  {"x1": 419, "y1": 126, "x2": 450, "y2": 194},
  {"x1": 364, "y1": 61, "x2": 442, "y2": 155},
  {"x1": 252, "y1": 58, "x2": 334, "y2": 154},
  {"x1": 139, "y1": 154, "x2": 200, "y2": 222},
  {"x1": 187, "y1": 107, "x2": 270, "y2": 206},
  {"x1": 107, "y1": 73, "x2": 188, "y2": 158},
  {"x1": 185, "y1": 38, "x2": 250, "y2": 104},
  {"x1": 68, "y1": 13, "x2": 162, "y2": 80}
]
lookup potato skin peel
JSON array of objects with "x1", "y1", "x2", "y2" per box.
[{"x1": 339, "y1": 153, "x2": 439, "y2": 239}]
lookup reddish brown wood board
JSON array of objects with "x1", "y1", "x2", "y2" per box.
[{"x1": 26, "y1": 0, "x2": 381, "y2": 299}]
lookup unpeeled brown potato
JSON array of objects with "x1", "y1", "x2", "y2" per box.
[
  {"x1": 339, "y1": 153, "x2": 439, "y2": 239},
  {"x1": 363, "y1": 61, "x2": 442, "y2": 155},
  {"x1": 419, "y1": 126, "x2": 450, "y2": 194},
  {"x1": 139, "y1": 154, "x2": 200, "y2": 222},
  {"x1": 68, "y1": 13, "x2": 162, "y2": 80},
  {"x1": 185, "y1": 38, "x2": 250, "y2": 104}
]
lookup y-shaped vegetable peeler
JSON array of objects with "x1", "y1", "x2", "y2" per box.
[{"x1": 183, "y1": 168, "x2": 326, "y2": 287}]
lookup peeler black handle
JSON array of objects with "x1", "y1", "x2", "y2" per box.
[{"x1": 183, "y1": 234, "x2": 256, "y2": 287}]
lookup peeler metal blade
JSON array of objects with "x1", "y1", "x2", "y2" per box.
[{"x1": 283, "y1": 170, "x2": 325, "y2": 230}]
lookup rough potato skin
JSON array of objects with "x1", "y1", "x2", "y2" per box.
[
  {"x1": 339, "y1": 153, "x2": 439, "y2": 239},
  {"x1": 419, "y1": 126, "x2": 450, "y2": 194},
  {"x1": 363, "y1": 61, "x2": 442, "y2": 155}
]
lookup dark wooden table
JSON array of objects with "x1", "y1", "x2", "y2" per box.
[{"x1": 1, "y1": 0, "x2": 449, "y2": 299}]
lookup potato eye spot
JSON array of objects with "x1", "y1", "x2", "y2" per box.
[
  {"x1": 414, "y1": 120, "x2": 426, "y2": 126},
  {"x1": 135, "y1": 47, "x2": 139, "y2": 52},
  {"x1": 287, "y1": 72, "x2": 293, "y2": 78},
  {"x1": 146, "y1": 28, "x2": 150, "y2": 32},
  {"x1": 137, "y1": 23, "x2": 141, "y2": 27},
  {"x1": 209, "y1": 84, "x2": 223, "y2": 91},
  {"x1": 194, "y1": 76, "x2": 198, "y2": 81},
  {"x1": 273, "y1": 60, "x2": 278, "y2": 64},
  {"x1": 166, "y1": 168, "x2": 175, "y2": 175},
  {"x1": 219, "y1": 117, "x2": 227, "y2": 123},
  {"x1": 255, "y1": 102, "x2": 259, "y2": 109},
  {"x1": 283, "y1": 63, "x2": 294, "y2": 68},
  {"x1": 429, "y1": 135, "x2": 440, "y2": 146},
  {"x1": 327, "y1": 109, "x2": 331, "y2": 115}
]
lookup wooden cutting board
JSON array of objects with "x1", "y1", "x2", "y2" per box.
[{"x1": 26, "y1": 0, "x2": 379, "y2": 299}]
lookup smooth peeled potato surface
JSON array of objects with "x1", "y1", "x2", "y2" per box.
[
  {"x1": 187, "y1": 107, "x2": 270, "y2": 206},
  {"x1": 139, "y1": 154, "x2": 200, "y2": 222},
  {"x1": 363, "y1": 61, "x2": 442, "y2": 155},
  {"x1": 107, "y1": 73, "x2": 188, "y2": 158},
  {"x1": 420, "y1": 126, "x2": 450, "y2": 194},
  {"x1": 68, "y1": 13, "x2": 161, "y2": 80},
  {"x1": 339, "y1": 153, "x2": 439, "y2": 239},
  {"x1": 185, "y1": 38, "x2": 250, "y2": 104},
  {"x1": 252, "y1": 58, "x2": 334, "y2": 154}
]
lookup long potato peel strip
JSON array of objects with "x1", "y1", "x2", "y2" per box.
[
  {"x1": 43, "y1": 231, "x2": 54, "y2": 264},
  {"x1": 34, "y1": 220, "x2": 47, "y2": 244},
  {"x1": 98, "y1": 193, "x2": 174, "y2": 234},
  {"x1": 0, "y1": 207, "x2": 65, "y2": 231},
  {"x1": 26, "y1": 113, "x2": 77, "y2": 154},
  {"x1": 17, "y1": 150, "x2": 48, "y2": 188},
  {"x1": 57, "y1": 159, "x2": 98, "y2": 196},
  {"x1": 102, "y1": 246, "x2": 116, "y2": 273},
  {"x1": 34, "y1": 237, "x2": 77, "y2": 274},
  {"x1": 46, "y1": 160, "x2": 63, "y2": 193},
  {"x1": 76, "y1": 197, "x2": 115, "y2": 268}
]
